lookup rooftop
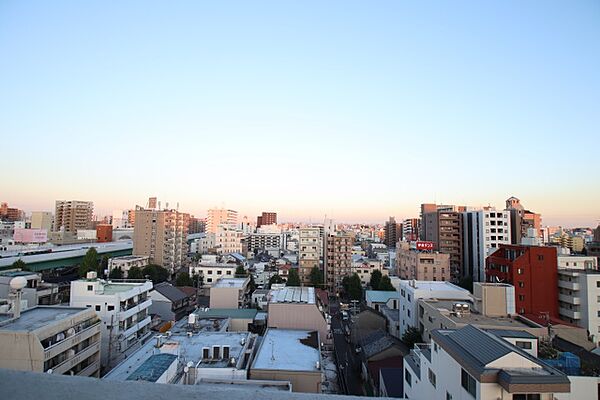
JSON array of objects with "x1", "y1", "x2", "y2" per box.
[
  {"x1": 253, "y1": 329, "x2": 320, "y2": 372},
  {"x1": 126, "y1": 353, "x2": 178, "y2": 383},
  {"x1": 269, "y1": 286, "x2": 316, "y2": 304},
  {"x1": 213, "y1": 278, "x2": 248, "y2": 289},
  {"x1": 401, "y1": 280, "x2": 469, "y2": 294},
  {"x1": 365, "y1": 290, "x2": 398, "y2": 304},
  {"x1": 194, "y1": 308, "x2": 258, "y2": 320},
  {"x1": 0, "y1": 306, "x2": 88, "y2": 332},
  {"x1": 153, "y1": 282, "x2": 188, "y2": 302}
]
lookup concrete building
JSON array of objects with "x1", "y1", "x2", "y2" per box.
[
  {"x1": 396, "y1": 241, "x2": 450, "y2": 281},
  {"x1": 267, "y1": 287, "x2": 330, "y2": 344},
  {"x1": 399, "y1": 280, "x2": 471, "y2": 336},
  {"x1": 190, "y1": 255, "x2": 239, "y2": 290},
  {"x1": 245, "y1": 232, "x2": 282, "y2": 257},
  {"x1": 365, "y1": 290, "x2": 399, "y2": 312},
  {"x1": 352, "y1": 256, "x2": 387, "y2": 287},
  {"x1": 96, "y1": 224, "x2": 113, "y2": 243},
  {"x1": 403, "y1": 325, "x2": 570, "y2": 400},
  {"x1": 506, "y1": 196, "x2": 542, "y2": 244},
  {"x1": 0, "y1": 301, "x2": 101, "y2": 377},
  {"x1": 108, "y1": 255, "x2": 150, "y2": 277},
  {"x1": 133, "y1": 208, "x2": 189, "y2": 272},
  {"x1": 0, "y1": 270, "x2": 59, "y2": 306},
  {"x1": 209, "y1": 277, "x2": 251, "y2": 309},
  {"x1": 149, "y1": 282, "x2": 195, "y2": 322},
  {"x1": 324, "y1": 233, "x2": 352, "y2": 293},
  {"x1": 30, "y1": 211, "x2": 53, "y2": 232},
  {"x1": 215, "y1": 225, "x2": 244, "y2": 255},
  {"x1": 298, "y1": 227, "x2": 321, "y2": 285},
  {"x1": 383, "y1": 217, "x2": 401, "y2": 248},
  {"x1": 462, "y1": 208, "x2": 512, "y2": 282},
  {"x1": 401, "y1": 218, "x2": 420, "y2": 242},
  {"x1": 70, "y1": 275, "x2": 153, "y2": 369},
  {"x1": 250, "y1": 328, "x2": 323, "y2": 393},
  {"x1": 421, "y1": 206, "x2": 465, "y2": 281},
  {"x1": 54, "y1": 200, "x2": 93, "y2": 233},
  {"x1": 551, "y1": 233, "x2": 585, "y2": 253},
  {"x1": 207, "y1": 208, "x2": 238, "y2": 234},
  {"x1": 256, "y1": 211, "x2": 277, "y2": 227},
  {"x1": 0, "y1": 202, "x2": 24, "y2": 222}
]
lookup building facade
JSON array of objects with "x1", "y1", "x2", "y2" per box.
[
  {"x1": 207, "y1": 208, "x2": 238, "y2": 234},
  {"x1": 396, "y1": 242, "x2": 450, "y2": 281},
  {"x1": 256, "y1": 212, "x2": 277, "y2": 227},
  {"x1": 299, "y1": 227, "x2": 321, "y2": 285},
  {"x1": 54, "y1": 200, "x2": 93, "y2": 233},
  {"x1": 324, "y1": 233, "x2": 352, "y2": 293},
  {"x1": 30, "y1": 211, "x2": 53, "y2": 232}
]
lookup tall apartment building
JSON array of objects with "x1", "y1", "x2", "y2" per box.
[
  {"x1": 256, "y1": 211, "x2": 277, "y2": 227},
  {"x1": 188, "y1": 216, "x2": 205, "y2": 234},
  {"x1": 298, "y1": 227, "x2": 321, "y2": 285},
  {"x1": 30, "y1": 211, "x2": 53, "y2": 232},
  {"x1": 505, "y1": 196, "x2": 542, "y2": 244},
  {"x1": 324, "y1": 233, "x2": 352, "y2": 293},
  {"x1": 486, "y1": 245, "x2": 559, "y2": 320},
  {"x1": 462, "y1": 208, "x2": 512, "y2": 282},
  {"x1": 401, "y1": 218, "x2": 420, "y2": 242},
  {"x1": 214, "y1": 225, "x2": 244, "y2": 254},
  {"x1": 383, "y1": 217, "x2": 401, "y2": 248},
  {"x1": 422, "y1": 209, "x2": 464, "y2": 281},
  {"x1": 0, "y1": 202, "x2": 24, "y2": 222},
  {"x1": 54, "y1": 200, "x2": 93, "y2": 233},
  {"x1": 246, "y1": 232, "x2": 282, "y2": 255},
  {"x1": 70, "y1": 275, "x2": 153, "y2": 369},
  {"x1": 396, "y1": 241, "x2": 450, "y2": 281},
  {"x1": 133, "y1": 208, "x2": 189, "y2": 271},
  {"x1": 207, "y1": 208, "x2": 238, "y2": 234}
]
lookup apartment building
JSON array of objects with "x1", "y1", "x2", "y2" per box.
[
  {"x1": 108, "y1": 255, "x2": 150, "y2": 277},
  {"x1": 190, "y1": 255, "x2": 239, "y2": 289},
  {"x1": 486, "y1": 245, "x2": 559, "y2": 319},
  {"x1": 245, "y1": 232, "x2": 282, "y2": 256},
  {"x1": 505, "y1": 196, "x2": 542, "y2": 244},
  {"x1": 384, "y1": 217, "x2": 401, "y2": 248},
  {"x1": 209, "y1": 277, "x2": 251, "y2": 308},
  {"x1": 0, "y1": 202, "x2": 24, "y2": 222},
  {"x1": 325, "y1": 233, "x2": 352, "y2": 293},
  {"x1": 401, "y1": 218, "x2": 420, "y2": 242},
  {"x1": 352, "y1": 256, "x2": 387, "y2": 287},
  {"x1": 396, "y1": 241, "x2": 450, "y2": 281},
  {"x1": 30, "y1": 211, "x2": 53, "y2": 232},
  {"x1": 206, "y1": 208, "x2": 238, "y2": 234},
  {"x1": 403, "y1": 325, "x2": 570, "y2": 400},
  {"x1": 70, "y1": 275, "x2": 153, "y2": 369},
  {"x1": 462, "y1": 208, "x2": 512, "y2": 282},
  {"x1": 54, "y1": 200, "x2": 93, "y2": 233},
  {"x1": 215, "y1": 225, "x2": 244, "y2": 254},
  {"x1": 133, "y1": 208, "x2": 189, "y2": 272},
  {"x1": 256, "y1": 211, "x2": 277, "y2": 227},
  {"x1": 299, "y1": 227, "x2": 321, "y2": 285}
]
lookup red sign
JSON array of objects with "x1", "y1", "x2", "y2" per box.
[{"x1": 416, "y1": 241, "x2": 434, "y2": 251}]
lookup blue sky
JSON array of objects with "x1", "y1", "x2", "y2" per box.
[{"x1": 1, "y1": 1, "x2": 599, "y2": 226}]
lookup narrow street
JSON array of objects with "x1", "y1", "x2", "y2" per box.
[{"x1": 330, "y1": 301, "x2": 364, "y2": 396}]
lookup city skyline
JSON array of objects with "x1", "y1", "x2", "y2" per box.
[{"x1": 1, "y1": 1, "x2": 599, "y2": 227}]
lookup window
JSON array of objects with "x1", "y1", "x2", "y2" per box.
[
  {"x1": 95, "y1": 305, "x2": 101, "y2": 311},
  {"x1": 207, "y1": 278, "x2": 212, "y2": 283},
  {"x1": 207, "y1": 270, "x2": 213, "y2": 274},
  {"x1": 517, "y1": 268, "x2": 523, "y2": 275},
  {"x1": 518, "y1": 295, "x2": 525, "y2": 301},
  {"x1": 428, "y1": 368, "x2": 436, "y2": 387},
  {"x1": 516, "y1": 341, "x2": 533, "y2": 349},
  {"x1": 108, "y1": 305, "x2": 115, "y2": 311},
  {"x1": 461, "y1": 369, "x2": 476, "y2": 397},
  {"x1": 538, "y1": 255, "x2": 544, "y2": 261},
  {"x1": 212, "y1": 346, "x2": 220, "y2": 359},
  {"x1": 597, "y1": 281, "x2": 600, "y2": 288},
  {"x1": 202, "y1": 348, "x2": 210, "y2": 359},
  {"x1": 226, "y1": 271, "x2": 231, "y2": 275},
  {"x1": 217, "y1": 270, "x2": 222, "y2": 275},
  {"x1": 405, "y1": 369, "x2": 412, "y2": 387},
  {"x1": 513, "y1": 395, "x2": 541, "y2": 400},
  {"x1": 518, "y1": 281, "x2": 525, "y2": 288},
  {"x1": 87, "y1": 285, "x2": 93, "y2": 291},
  {"x1": 223, "y1": 346, "x2": 230, "y2": 359}
]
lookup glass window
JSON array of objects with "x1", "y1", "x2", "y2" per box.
[
  {"x1": 516, "y1": 341, "x2": 532, "y2": 349},
  {"x1": 405, "y1": 369, "x2": 412, "y2": 387},
  {"x1": 461, "y1": 369, "x2": 476, "y2": 397}
]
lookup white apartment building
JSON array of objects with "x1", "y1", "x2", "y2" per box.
[
  {"x1": 108, "y1": 255, "x2": 150, "y2": 277},
  {"x1": 399, "y1": 280, "x2": 471, "y2": 336},
  {"x1": 190, "y1": 255, "x2": 238, "y2": 289},
  {"x1": 462, "y1": 209, "x2": 512, "y2": 282},
  {"x1": 403, "y1": 325, "x2": 570, "y2": 400},
  {"x1": 351, "y1": 256, "x2": 387, "y2": 287},
  {"x1": 215, "y1": 225, "x2": 244, "y2": 254},
  {"x1": 207, "y1": 208, "x2": 238, "y2": 234},
  {"x1": 245, "y1": 232, "x2": 282, "y2": 256},
  {"x1": 70, "y1": 274, "x2": 153, "y2": 369}
]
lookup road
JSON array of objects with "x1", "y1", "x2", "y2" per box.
[{"x1": 330, "y1": 300, "x2": 364, "y2": 396}]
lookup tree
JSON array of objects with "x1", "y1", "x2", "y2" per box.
[
  {"x1": 286, "y1": 269, "x2": 301, "y2": 287},
  {"x1": 235, "y1": 265, "x2": 247, "y2": 277},
  {"x1": 369, "y1": 270, "x2": 382, "y2": 290},
  {"x1": 142, "y1": 264, "x2": 169, "y2": 284},
  {"x1": 175, "y1": 272, "x2": 193, "y2": 287},
  {"x1": 457, "y1": 276, "x2": 473, "y2": 293},
  {"x1": 378, "y1": 275, "x2": 395, "y2": 291},
  {"x1": 309, "y1": 266, "x2": 324, "y2": 287},
  {"x1": 269, "y1": 274, "x2": 285, "y2": 288},
  {"x1": 128, "y1": 266, "x2": 144, "y2": 279},
  {"x1": 346, "y1": 273, "x2": 362, "y2": 300},
  {"x1": 109, "y1": 267, "x2": 124, "y2": 279},
  {"x1": 401, "y1": 326, "x2": 422, "y2": 349},
  {"x1": 12, "y1": 259, "x2": 29, "y2": 271},
  {"x1": 98, "y1": 255, "x2": 109, "y2": 277},
  {"x1": 79, "y1": 247, "x2": 99, "y2": 277}
]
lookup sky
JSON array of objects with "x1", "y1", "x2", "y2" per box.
[{"x1": 1, "y1": 1, "x2": 599, "y2": 226}]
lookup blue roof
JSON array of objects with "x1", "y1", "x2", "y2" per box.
[
  {"x1": 366, "y1": 290, "x2": 398, "y2": 304},
  {"x1": 230, "y1": 253, "x2": 246, "y2": 262},
  {"x1": 126, "y1": 353, "x2": 177, "y2": 382}
]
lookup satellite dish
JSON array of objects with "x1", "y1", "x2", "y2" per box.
[{"x1": 10, "y1": 277, "x2": 27, "y2": 291}]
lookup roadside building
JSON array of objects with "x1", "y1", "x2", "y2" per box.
[{"x1": 209, "y1": 277, "x2": 251, "y2": 309}]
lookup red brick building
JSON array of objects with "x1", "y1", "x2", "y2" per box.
[
  {"x1": 96, "y1": 224, "x2": 113, "y2": 243},
  {"x1": 256, "y1": 211, "x2": 277, "y2": 227},
  {"x1": 486, "y1": 244, "x2": 558, "y2": 320}
]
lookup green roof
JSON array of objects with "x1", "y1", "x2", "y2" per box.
[{"x1": 195, "y1": 308, "x2": 258, "y2": 319}]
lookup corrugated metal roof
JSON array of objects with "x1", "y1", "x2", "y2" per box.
[
  {"x1": 446, "y1": 324, "x2": 511, "y2": 365},
  {"x1": 126, "y1": 353, "x2": 177, "y2": 382}
]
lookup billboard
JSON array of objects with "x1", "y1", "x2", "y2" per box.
[
  {"x1": 416, "y1": 241, "x2": 434, "y2": 251},
  {"x1": 13, "y1": 228, "x2": 48, "y2": 243}
]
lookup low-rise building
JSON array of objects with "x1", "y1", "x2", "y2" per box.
[
  {"x1": 209, "y1": 277, "x2": 251, "y2": 309},
  {"x1": 396, "y1": 241, "x2": 450, "y2": 281},
  {"x1": 149, "y1": 282, "x2": 195, "y2": 323},
  {"x1": 193, "y1": 308, "x2": 260, "y2": 332},
  {"x1": 0, "y1": 270, "x2": 59, "y2": 306},
  {"x1": 352, "y1": 256, "x2": 387, "y2": 287},
  {"x1": 365, "y1": 290, "x2": 399, "y2": 312},
  {"x1": 250, "y1": 329, "x2": 323, "y2": 393},
  {"x1": 108, "y1": 255, "x2": 149, "y2": 277},
  {"x1": 190, "y1": 255, "x2": 239, "y2": 290}
]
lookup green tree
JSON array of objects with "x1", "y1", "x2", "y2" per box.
[
  {"x1": 286, "y1": 268, "x2": 301, "y2": 287},
  {"x1": 98, "y1": 255, "x2": 109, "y2": 277},
  {"x1": 269, "y1": 274, "x2": 285, "y2": 288},
  {"x1": 79, "y1": 247, "x2": 99, "y2": 277},
  {"x1": 309, "y1": 266, "x2": 324, "y2": 287},
  {"x1": 175, "y1": 272, "x2": 194, "y2": 287},
  {"x1": 235, "y1": 265, "x2": 247, "y2": 277},
  {"x1": 142, "y1": 264, "x2": 169, "y2": 284},
  {"x1": 192, "y1": 272, "x2": 204, "y2": 288},
  {"x1": 109, "y1": 267, "x2": 124, "y2": 279},
  {"x1": 369, "y1": 270, "x2": 382, "y2": 290},
  {"x1": 128, "y1": 266, "x2": 144, "y2": 279},
  {"x1": 401, "y1": 326, "x2": 423, "y2": 349},
  {"x1": 12, "y1": 259, "x2": 29, "y2": 271},
  {"x1": 378, "y1": 275, "x2": 395, "y2": 291},
  {"x1": 346, "y1": 273, "x2": 362, "y2": 300}
]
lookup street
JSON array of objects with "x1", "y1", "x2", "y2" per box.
[{"x1": 330, "y1": 300, "x2": 364, "y2": 396}]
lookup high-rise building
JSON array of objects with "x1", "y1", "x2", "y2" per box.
[
  {"x1": 30, "y1": 211, "x2": 53, "y2": 232},
  {"x1": 298, "y1": 227, "x2": 321, "y2": 285},
  {"x1": 256, "y1": 211, "x2": 277, "y2": 228},
  {"x1": 133, "y1": 208, "x2": 190, "y2": 271},
  {"x1": 53, "y1": 200, "x2": 93, "y2": 233},
  {"x1": 324, "y1": 233, "x2": 352, "y2": 293},
  {"x1": 148, "y1": 197, "x2": 157, "y2": 209},
  {"x1": 486, "y1": 245, "x2": 559, "y2": 320},
  {"x1": 383, "y1": 217, "x2": 400, "y2": 248},
  {"x1": 401, "y1": 218, "x2": 420, "y2": 242},
  {"x1": 206, "y1": 208, "x2": 238, "y2": 234},
  {"x1": 396, "y1": 241, "x2": 450, "y2": 281},
  {"x1": 214, "y1": 225, "x2": 244, "y2": 254},
  {"x1": 505, "y1": 197, "x2": 542, "y2": 244},
  {"x1": 0, "y1": 202, "x2": 24, "y2": 222},
  {"x1": 462, "y1": 208, "x2": 512, "y2": 282}
]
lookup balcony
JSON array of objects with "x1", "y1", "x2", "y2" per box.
[
  {"x1": 77, "y1": 359, "x2": 100, "y2": 377},
  {"x1": 559, "y1": 307, "x2": 581, "y2": 320},
  {"x1": 119, "y1": 299, "x2": 152, "y2": 321},
  {"x1": 49, "y1": 341, "x2": 101, "y2": 375},
  {"x1": 558, "y1": 294, "x2": 580, "y2": 305},
  {"x1": 44, "y1": 322, "x2": 101, "y2": 361},
  {"x1": 122, "y1": 315, "x2": 151, "y2": 339},
  {"x1": 558, "y1": 280, "x2": 579, "y2": 291}
]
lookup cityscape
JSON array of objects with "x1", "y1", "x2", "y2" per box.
[{"x1": 1, "y1": 1, "x2": 600, "y2": 400}]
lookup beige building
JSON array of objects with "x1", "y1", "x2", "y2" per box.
[
  {"x1": 207, "y1": 208, "x2": 238, "y2": 234},
  {"x1": 133, "y1": 208, "x2": 189, "y2": 271},
  {"x1": 108, "y1": 255, "x2": 150, "y2": 277},
  {"x1": 325, "y1": 233, "x2": 352, "y2": 293},
  {"x1": 0, "y1": 305, "x2": 101, "y2": 377},
  {"x1": 30, "y1": 211, "x2": 53, "y2": 232},
  {"x1": 396, "y1": 241, "x2": 450, "y2": 281},
  {"x1": 298, "y1": 227, "x2": 321, "y2": 285},
  {"x1": 209, "y1": 277, "x2": 251, "y2": 308},
  {"x1": 351, "y1": 257, "x2": 387, "y2": 287},
  {"x1": 215, "y1": 225, "x2": 244, "y2": 254},
  {"x1": 250, "y1": 329, "x2": 323, "y2": 393},
  {"x1": 53, "y1": 200, "x2": 93, "y2": 233}
]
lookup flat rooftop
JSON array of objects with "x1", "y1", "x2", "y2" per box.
[
  {"x1": 213, "y1": 278, "x2": 247, "y2": 288},
  {"x1": 402, "y1": 280, "x2": 469, "y2": 293},
  {"x1": 0, "y1": 306, "x2": 87, "y2": 332},
  {"x1": 269, "y1": 287, "x2": 315, "y2": 304},
  {"x1": 253, "y1": 329, "x2": 320, "y2": 372}
]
